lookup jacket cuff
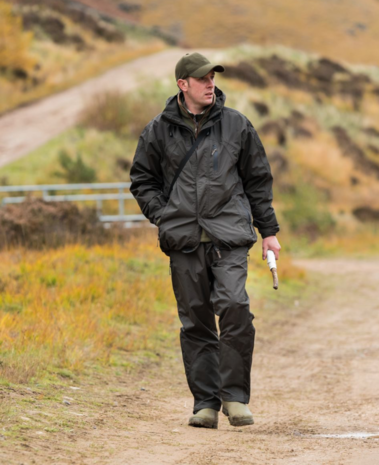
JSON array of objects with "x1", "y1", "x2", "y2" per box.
[
  {"x1": 259, "y1": 221, "x2": 280, "y2": 238},
  {"x1": 260, "y1": 230, "x2": 278, "y2": 239}
]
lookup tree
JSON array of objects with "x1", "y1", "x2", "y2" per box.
[{"x1": 54, "y1": 150, "x2": 97, "y2": 183}]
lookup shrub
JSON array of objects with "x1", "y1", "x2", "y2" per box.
[
  {"x1": 54, "y1": 149, "x2": 97, "y2": 183},
  {"x1": 0, "y1": 198, "x2": 108, "y2": 249},
  {"x1": 0, "y1": 1, "x2": 35, "y2": 73},
  {"x1": 79, "y1": 90, "x2": 163, "y2": 138},
  {"x1": 282, "y1": 182, "x2": 335, "y2": 240}
]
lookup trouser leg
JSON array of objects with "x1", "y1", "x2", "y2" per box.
[
  {"x1": 210, "y1": 246, "x2": 255, "y2": 404},
  {"x1": 170, "y1": 244, "x2": 221, "y2": 414},
  {"x1": 170, "y1": 244, "x2": 255, "y2": 413}
]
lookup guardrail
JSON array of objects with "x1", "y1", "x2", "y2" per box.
[{"x1": 0, "y1": 182, "x2": 148, "y2": 225}]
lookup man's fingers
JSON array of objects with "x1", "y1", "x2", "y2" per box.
[
  {"x1": 262, "y1": 237, "x2": 281, "y2": 261},
  {"x1": 262, "y1": 244, "x2": 268, "y2": 260}
]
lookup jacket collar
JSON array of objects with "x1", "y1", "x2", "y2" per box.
[{"x1": 162, "y1": 87, "x2": 226, "y2": 128}]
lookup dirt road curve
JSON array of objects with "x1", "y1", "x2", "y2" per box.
[
  {"x1": 0, "y1": 48, "x2": 188, "y2": 168},
  {"x1": 1, "y1": 258, "x2": 378, "y2": 465}
]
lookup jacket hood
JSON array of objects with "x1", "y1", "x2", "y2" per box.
[{"x1": 162, "y1": 87, "x2": 226, "y2": 126}]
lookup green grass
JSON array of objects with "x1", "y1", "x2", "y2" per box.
[{"x1": 0, "y1": 128, "x2": 134, "y2": 186}]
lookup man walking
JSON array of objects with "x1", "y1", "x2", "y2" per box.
[{"x1": 130, "y1": 52, "x2": 281, "y2": 429}]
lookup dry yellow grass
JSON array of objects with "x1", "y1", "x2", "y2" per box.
[
  {"x1": 288, "y1": 133, "x2": 379, "y2": 212},
  {"x1": 0, "y1": 228, "x2": 307, "y2": 385},
  {"x1": 0, "y1": 1, "x2": 35, "y2": 71},
  {"x1": 137, "y1": 0, "x2": 379, "y2": 65},
  {"x1": 0, "y1": 231, "x2": 175, "y2": 384}
]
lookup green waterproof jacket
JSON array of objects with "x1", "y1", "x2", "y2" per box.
[{"x1": 130, "y1": 87, "x2": 279, "y2": 254}]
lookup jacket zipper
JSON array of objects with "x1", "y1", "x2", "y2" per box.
[
  {"x1": 237, "y1": 197, "x2": 254, "y2": 232},
  {"x1": 214, "y1": 245, "x2": 222, "y2": 259},
  {"x1": 212, "y1": 145, "x2": 219, "y2": 171}
]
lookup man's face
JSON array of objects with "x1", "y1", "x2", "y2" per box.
[{"x1": 178, "y1": 70, "x2": 216, "y2": 110}]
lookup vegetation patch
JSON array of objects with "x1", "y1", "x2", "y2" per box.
[
  {"x1": 0, "y1": 0, "x2": 166, "y2": 114},
  {"x1": 0, "y1": 234, "x2": 176, "y2": 384},
  {"x1": 0, "y1": 198, "x2": 110, "y2": 249},
  {"x1": 79, "y1": 89, "x2": 163, "y2": 138}
]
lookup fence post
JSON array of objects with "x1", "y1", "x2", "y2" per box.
[{"x1": 97, "y1": 199, "x2": 103, "y2": 217}]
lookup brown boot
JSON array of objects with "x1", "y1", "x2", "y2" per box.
[
  {"x1": 188, "y1": 408, "x2": 218, "y2": 429},
  {"x1": 222, "y1": 401, "x2": 254, "y2": 427}
]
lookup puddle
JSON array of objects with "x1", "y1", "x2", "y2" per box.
[{"x1": 313, "y1": 432, "x2": 379, "y2": 439}]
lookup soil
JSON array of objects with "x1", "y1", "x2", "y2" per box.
[{"x1": 1, "y1": 257, "x2": 378, "y2": 464}]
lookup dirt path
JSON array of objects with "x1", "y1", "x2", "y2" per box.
[
  {"x1": 108, "y1": 258, "x2": 379, "y2": 465},
  {"x1": 1, "y1": 258, "x2": 379, "y2": 464},
  {"x1": 0, "y1": 48, "x2": 191, "y2": 169}
]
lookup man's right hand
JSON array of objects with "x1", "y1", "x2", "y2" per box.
[{"x1": 262, "y1": 236, "x2": 281, "y2": 260}]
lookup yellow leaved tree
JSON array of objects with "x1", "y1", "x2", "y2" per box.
[{"x1": 0, "y1": 1, "x2": 35, "y2": 73}]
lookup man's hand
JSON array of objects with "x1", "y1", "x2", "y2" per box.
[{"x1": 262, "y1": 236, "x2": 281, "y2": 260}]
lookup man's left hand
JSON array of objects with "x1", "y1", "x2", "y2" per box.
[{"x1": 262, "y1": 236, "x2": 281, "y2": 260}]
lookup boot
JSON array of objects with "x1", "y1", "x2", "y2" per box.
[
  {"x1": 222, "y1": 401, "x2": 254, "y2": 427},
  {"x1": 188, "y1": 408, "x2": 218, "y2": 429}
]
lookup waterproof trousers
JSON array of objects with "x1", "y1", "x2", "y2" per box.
[{"x1": 169, "y1": 243, "x2": 255, "y2": 414}]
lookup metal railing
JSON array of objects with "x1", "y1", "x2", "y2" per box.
[{"x1": 0, "y1": 182, "x2": 148, "y2": 224}]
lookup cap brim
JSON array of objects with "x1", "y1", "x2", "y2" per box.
[{"x1": 190, "y1": 63, "x2": 225, "y2": 78}]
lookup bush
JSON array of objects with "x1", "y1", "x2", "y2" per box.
[
  {"x1": 0, "y1": 198, "x2": 109, "y2": 249},
  {"x1": 54, "y1": 149, "x2": 97, "y2": 183},
  {"x1": 79, "y1": 90, "x2": 163, "y2": 138},
  {"x1": 0, "y1": 1, "x2": 35, "y2": 73},
  {"x1": 282, "y1": 182, "x2": 335, "y2": 240}
]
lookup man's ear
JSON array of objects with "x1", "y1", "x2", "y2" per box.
[{"x1": 177, "y1": 79, "x2": 188, "y2": 92}]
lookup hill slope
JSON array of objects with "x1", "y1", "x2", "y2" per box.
[{"x1": 79, "y1": 0, "x2": 379, "y2": 65}]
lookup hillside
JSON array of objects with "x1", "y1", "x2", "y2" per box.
[
  {"x1": 73, "y1": 0, "x2": 379, "y2": 66},
  {"x1": 0, "y1": 0, "x2": 166, "y2": 114},
  {"x1": 218, "y1": 46, "x2": 379, "y2": 236}
]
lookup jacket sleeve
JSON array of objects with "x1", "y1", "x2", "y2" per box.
[
  {"x1": 238, "y1": 121, "x2": 280, "y2": 238},
  {"x1": 130, "y1": 123, "x2": 167, "y2": 226}
]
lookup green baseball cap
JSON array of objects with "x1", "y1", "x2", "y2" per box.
[{"x1": 175, "y1": 52, "x2": 225, "y2": 81}]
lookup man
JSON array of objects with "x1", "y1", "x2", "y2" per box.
[{"x1": 130, "y1": 52, "x2": 281, "y2": 429}]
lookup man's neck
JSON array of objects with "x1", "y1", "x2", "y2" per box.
[{"x1": 182, "y1": 96, "x2": 206, "y2": 116}]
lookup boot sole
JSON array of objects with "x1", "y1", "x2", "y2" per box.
[
  {"x1": 227, "y1": 417, "x2": 254, "y2": 427},
  {"x1": 188, "y1": 418, "x2": 218, "y2": 429},
  {"x1": 222, "y1": 407, "x2": 254, "y2": 427}
]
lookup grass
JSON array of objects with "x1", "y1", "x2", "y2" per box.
[
  {"x1": 0, "y1": 127, "x2": 134, "y2": 185},
  {"x1": 79, "y1": 86, "x2": 169, "y2": 138},
  {"x1": 283, "y1": 228, "x2": 379, "y2": 258},
  {"x1": 137, "y1": 0, "x2": 379, "y2": 65},
  {"x1": 0, "y1": 230, "x2": 176, "y2": 384},
  {"x1": 0, "y1": 230, "x2": 306, "y2": 386}
]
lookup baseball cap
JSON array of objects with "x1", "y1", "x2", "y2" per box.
[{"x1": 175, "y1": 52, "x2": 225, "y2": 81}]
